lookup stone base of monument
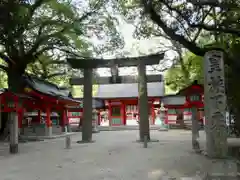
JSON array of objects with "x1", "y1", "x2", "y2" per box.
[{"x1": 203, "y1": 159, "x2": 238, "y2": 179}]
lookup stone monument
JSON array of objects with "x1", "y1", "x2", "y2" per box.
[{"x1": 204, "y1": 50, "x2": 228, "y2": 158}]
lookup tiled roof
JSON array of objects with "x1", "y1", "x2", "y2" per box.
[
  {"x1": 75, "y1": 98, "x2": 105, "y2": 109},
  {"x1": 95, "y1": 82, "x2": 164, "y2": 99},
  {"x1": 177, "y1": 80, "x2": 203, "y2": 95},
  {"x1": 162, "y1": 95, "x2": 185, "y2": 105},
  {"x1": 0, "y1": 89, "x2": 5, "y2": 95},
  {"x1": 23, "y1": 75, "x2": 80, "y2": 103}
]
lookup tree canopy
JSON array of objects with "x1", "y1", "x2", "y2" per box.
[
  {"x1": 165, "y1": 52, "x2": 203, "y2": 92},
  {"x1": 0, "y1": 0, "x2": 124, "y2": 91}
]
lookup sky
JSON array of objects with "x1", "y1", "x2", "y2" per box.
[
  {"x1": 70, "y1": 0, "x2": 177, "y2": 77},
  {"x1": 72, "y1": 1, "x2": 177, "y2": 94},
  {"x1": 96, "y1": 22, "x2": 176, "y2": 77}
]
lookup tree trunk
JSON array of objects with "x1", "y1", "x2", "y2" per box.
[
  {"x1": 138, "y1": 62, "x2": 150, "y2": 141},
  {"x1": 7, "y1": 66, "x2": 26, "y2": 93},
  {"x1": 82, "y1": 68, "x2": 93, "y2": 142},
  {"x1": 7, "y1": 66, "x2": 26, "y2": 153},
  {"x1": 0, "y1": 68, "x2": 25, "y2": 141}
]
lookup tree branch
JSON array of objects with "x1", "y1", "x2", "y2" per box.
[
  {"x1": 15, "y1": 0, "x2": 49, "y2": 38},
  {"x1": 142, "y1": 0, "x2": 209, "y2": 56},
  {"x1": 46, "y1": 72, "x2": 66, "y2": 79},
  {"x1": 26, "y1": 8, "x2": 97, "y2": 60},
  {"x1": 0, "y1": 52, "x2": 15, "y2": 65},
  {"x1": 186, "y1": 0, "x2": 239, "y2": 9},
  {"x1": 161, "y1": 0, "x2": 240, "y2": 37},
  {"x1": 46, "y1": 60, "x2": 67, "y2": 65},
  {"x1": 26, "y1": 27, "x2": 68, "y2": 58},
  {"x1": 29, "y1": 0, "x2": 50, "y2": 17},
  {"x1": 190, "y1": 23, "x2": 240, "y2": 37}
]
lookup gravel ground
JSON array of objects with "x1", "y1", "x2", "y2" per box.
[{"x1": 0, "y1": 130, "x2": 236, "y2": 180}]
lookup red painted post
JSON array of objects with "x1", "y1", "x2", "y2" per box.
[
  {"x1": 66, "y1": 110, "x2": 70, "y2": 124},
  {"x1": 97, "y1": 111, "x2": 101, "y2": 125},
  {"x1": 37, "y1": 110, "x2": 41, "y2": 124},
  {"x1": 18, "y1": 110, "x2": 23, "y2": 129},
  {"x1": 121, "y1": 102, "x2": 126, "y2": 125},
  {"x1": 164, "y1": 108, "x2": 168, "y2": 125},
  {"x1": 151, "y1": 102, "x2": 155, "y2": 125},
  {"x1": 62, "y1": 109, "x2": 66, "y2": 125},
  {"x1": 45, "y1": 107, "x2": 52, "y2": 136},
  {"x1": 108, "y1": 101, "x2": 112, "y2": 127},
  {"x1": 61, "y1": 109, "x2": 67, "y2": 132},
  {"x1": 46, "y1": 108, "x2": 51, "y2": 127}
]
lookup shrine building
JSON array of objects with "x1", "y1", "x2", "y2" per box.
[
  {"x1": 0, "y1": 74, "x2": 205, "y2": 138},
  {"x1": 69, "y1": 79, "x2": 205, "y2": 129},
  {"x1": 0, "y1": 74, "x2": 82, "y2": 138}
]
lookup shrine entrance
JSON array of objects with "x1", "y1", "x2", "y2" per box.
[{"x1": 67, "y1": 53, "x2": 164, "y2": 142}]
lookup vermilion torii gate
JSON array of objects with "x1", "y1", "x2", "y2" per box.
[{"x1": 67, "y1": 53, "x2": 164, "y2": 142}]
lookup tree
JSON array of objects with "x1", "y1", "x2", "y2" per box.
[
  {"x1": 0, "y1": 0, "x2": 125, "y2": 145},
  {"x1": 165, "y1": 52, "x2": 203, "y2": 92},
  {"x1": 118, "y1": 0, "x2": 240, "y2": 134},
  {"x1": 26, "y1": 54, "x2": 71, "y2": 86},
  {"x1": 0, "y1": 0, "x2": 124, "y2": 92},
  {"x1": 138, "y1": 1, "x2": 240, "y2": 136}
]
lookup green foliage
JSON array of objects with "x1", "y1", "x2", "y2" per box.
[
  {"x1": 120, "y1": 0, "x2": 240, "y2": 135},
  {"x1": 165, "y1": 52, "x2": 203, "y2": 92},
  {"x1": 0, "y1": 58, "x2": 8, "y2": 88},
  {"x1": 0, "y1": 0, "x2": 124, "y2": 89},
  {"x1": 26, "y1": 54, "x2": 71, "y2": 86},
  {"x1": 71, "y1": 85, "x2": 99, "y2": 98}
]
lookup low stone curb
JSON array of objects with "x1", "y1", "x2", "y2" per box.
[
  {"x1": 19, "y1": 132, "x2": 77, "y2": 141},
  {"x1": 158, "y1": 128, "x2": 169, "y2": 131}
]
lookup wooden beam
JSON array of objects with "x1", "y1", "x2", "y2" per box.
[
  {"x1": 70, "y1": 75, "x2": 163, "y2": 85},
  {"x1": 67, "y1": 53, "x2": 165, "y2": 69}
]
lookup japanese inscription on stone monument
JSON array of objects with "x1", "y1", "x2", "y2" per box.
[
  {"x1": 206, "y1": 51, "x2": 226, "y2": 121},
  {"x1": 204, "y1": 50, "x2": 228, "y2": 158}
]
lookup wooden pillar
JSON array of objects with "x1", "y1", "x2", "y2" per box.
[
  {"x1": 45, "y1": 107, "x2": 52, "y2": 136},
  {"x1": 9, "y1": 111, "x2": 18, "y2": 154},
  {"x1": 66, "y1": 110, "x2": 69, "y2": 124},
  {"x1": 97, "y1": 112, "x2": 101, "y2": 125},
  {"x1": 37, "y1": 110, "x2": 41, "y2": 123},
  {"x1": 138, "y1": 61, "x2": 150, "y2": 141},
  {"x1": 17, "y1": 110, "x2": 23, "y2": 129},
  {"x1": 108, "y1": 101, "x2": 112, "y2": 127},
  {"x1": 66, "y1": 109, "x2": 71, "y2": 132},
  {"x1": 82, "y1": 68, "x2": 93, "y2": 142},
  {"x1": 121, "y1": 102, "x2": 126, "y2": 125},
  {"x1": 62, "y1": 109, "x2": 67, "y2": 132},
  {"x1": 151, "y1": 101, "x2": 155, "y2": 125},
  {"x1": 164, "y1": 108, "x2": 168, "y2": 125},
  {"x1": 204, "y1": 50, "x2": 227, "y2": 158}
]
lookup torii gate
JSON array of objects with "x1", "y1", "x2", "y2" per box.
[{"x1": 67, "y1": 53, "x2": 164, "y2": 142}]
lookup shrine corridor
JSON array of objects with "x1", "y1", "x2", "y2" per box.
[{"x1": 0, "y1": 130, "x2": 231, "y2": 179}]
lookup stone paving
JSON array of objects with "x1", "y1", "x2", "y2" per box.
[{"x1": 0, "y1": 130, "x2": 237, "y2": 180}]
